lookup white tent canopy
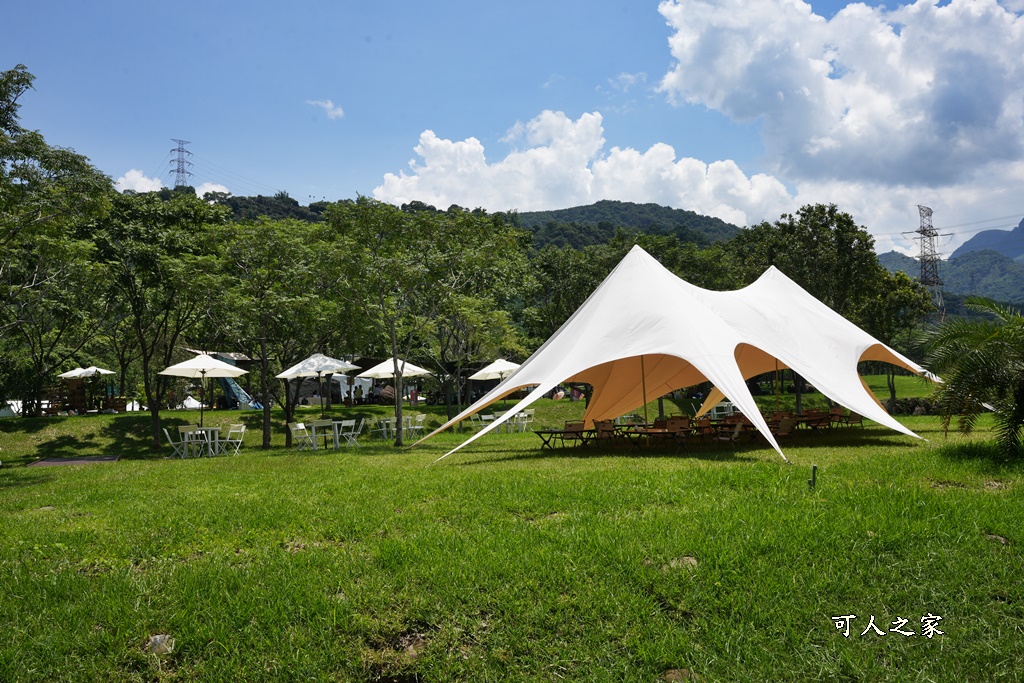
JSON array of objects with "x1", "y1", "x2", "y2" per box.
[
  {"x1": 356, "y1": 358, "x2": 431, "y2": 380},
  {"x1": 416, "y1": 245, "x2": 931, "y2": 462}
]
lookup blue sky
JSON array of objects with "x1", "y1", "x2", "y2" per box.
[{"x1": 5, "y1": 0, "x2": 1024, "y2": 255}]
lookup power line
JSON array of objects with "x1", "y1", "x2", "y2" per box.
[
  {"x1": 876, "y1": 212, "x2": 1023, "y2": 237},
  {"x1": 189, "y1": 152, "x2": 282, "y2": 196}
]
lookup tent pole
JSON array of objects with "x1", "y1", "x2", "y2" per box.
[
  {"x1": 775, "y1": 359, "x2": 780, "y2": 414},
  {"x1": 641, "y1": 355, "x2": 649, "y2": 426}
]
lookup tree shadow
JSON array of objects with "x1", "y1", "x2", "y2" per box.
[
  {"x1": 0, "y1": 415, "x2": 70, "y2": 435},
  {"x1": 448, "y1": 441, "x2": 758, "y2": 467},
  {"x1": 0, "y1": 469, "x2": 55, "y2": 489},
  {"x1": 934, "y1": 440, "x2": 1024, "y2": 474},
  {"x1": 97, "y1": 414, "x2": 165, "y2": 459}
]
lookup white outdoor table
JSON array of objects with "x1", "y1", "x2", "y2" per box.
[
  {"x1": 310, "y1": 420, "x2": 334, "y2": 450},
  {"x1": 196, "y1": 427, "x2": 221, "y2": 456}
]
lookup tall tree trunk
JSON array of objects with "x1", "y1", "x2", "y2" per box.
[
  {"x1": 886, "y1": 366, "x2": 897, "y2": 409},
  {"x1": 794, "y1": 370, "x2": 804, "y2": 415},
  {"x1": 260, "y1": 337, "x2": 271, "y2": 448},
  {"x1": 390, "y1": 322, "x2": 404, "y2": 446}
]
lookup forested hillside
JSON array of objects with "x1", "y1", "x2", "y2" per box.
[
  {"x1": 878, "y1": 249, "x2": 1024, "y2": 304},
  {"x1": 516, "y1": 199, "x2": 741, "y2": 248},
  {"x1": 201, "y1": 190, "x2": 329, "y2": 222}
]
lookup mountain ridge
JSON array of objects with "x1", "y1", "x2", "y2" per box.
[{"x1": 516, "y1": 199, "x2": 741, "y2": 249}]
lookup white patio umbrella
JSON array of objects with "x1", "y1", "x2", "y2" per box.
[
  {"x1": 276, "y1": 353, "x2": 360, "y2": 417},
  {"x1": 160, "y1": 354, "x2": 248, "y2": 426},
  {"x1": 58, "y1": 366, "x2": 116, "y2": 379},
  {"x1": 356, "y1": 358, "x2": 431, "y2": 380},
  {"x1": 469, "y1": 358, "x2": 522, "y2": 407},
  {"x1": 468, "y1": 358, "x2": 521, "y2": 381},
  {"x1": 58, "y1": 366, "x2": 117, "y2": 412}
]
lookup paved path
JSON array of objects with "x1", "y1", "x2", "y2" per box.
[{"x1": 28, "y1": 455, "x2": 120, "y2": 467}]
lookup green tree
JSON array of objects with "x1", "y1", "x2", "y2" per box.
[
  {"x1": 327, "y1": 198, "x2": 528, "y2": 445},
  {"x1": 858, "y1": 270, "x2": 933, "y2": 406},
  {"x1": 1, "y1": 64, "x2": 112, "y2": 407},
  {"x1": 218, "y1": 218, "x2": 350, "y2": 447},
  {"x1": 3, "y1": 234, "x2": 108, "y2": 415},
  {"x1": 94, "y1": 190, "x2": 229, "y2": 449},
  {"x1": 921, "y1": 297, "x2": 1024, "y2": 457},
  {"x1": 521, "y1": 243, "x2": 613, "y2": 346},
  {"x1": 732, "y1": 204, "x2": 886, "y2": 411},
  {"x1": 732, "y1": 204, "x2": 882, "y2": 321}
]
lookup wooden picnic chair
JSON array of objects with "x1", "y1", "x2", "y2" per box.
[
  {"x1": 828, "y1": 406, "x2": 847, "y2": 428},
  {"x1": 714, "y1": 421, "x2": 745, "y2": 448},
  {"x1": 774, "y1": 417, "x2": 799, "y2": 438},
  {"x1": 558, "y1": 421, "x2": 588, "y2": 448},
  {"x1": 694, "y1": 417, "x2": 716, "y2": 442},
  {"x1": 843, "y1": 412, "x2": 864, "y2": 428},
  {"x1": 591, "y1": 419, "x2": 620, "y2": 447}
]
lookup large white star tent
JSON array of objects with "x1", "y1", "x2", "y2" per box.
[{"x1": 414, "y1": 245, "x2": 930, "y2": 462}]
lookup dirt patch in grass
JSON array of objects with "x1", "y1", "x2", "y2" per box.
[
  {"x1": 362, "y1": 624, "x2": 432, "y2": 682},
  {"x1": 929, "y1": 478, "x2": 968, "y2": 490}
]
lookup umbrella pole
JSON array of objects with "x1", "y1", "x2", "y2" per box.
[{"x1": 200, "y1": 371, "x2": 205, "y2": 427}]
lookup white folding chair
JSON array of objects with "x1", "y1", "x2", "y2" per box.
[
  {"x1": 178, "y1": 425, "x2": 207, "y2": 457},
  {"x1": 223, "y1": 424, "x2": 245, "y2": 455},
  {"x1": 370, "y1": 417, "x2": 390, "y2": 439},
  {"x1": 339, "y1": 418, "x2": 363, "y2": 447},
  {"x1": 163, "y1": 427, "x2": 188, "y2": 458},
  {"x1": 288, "y1": 422, "x2": 314, "y2": 451},
  {"x1": 408, "y1": 413, "x2": 426, "y2": 437}
]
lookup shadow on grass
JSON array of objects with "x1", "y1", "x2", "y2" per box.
[
  {"x1": 0, "y1": 470, "x2": 55, "y2": 488},
  {"x1": 0, "y1": 415, "x2": 70, "y2": 436},
  {"x1": 449, "y1": 441, "x2": 759, "y2": 467},
  {"x1": 791, "y1": 429, "x2": 922, "y2": 450},
  {"x1": 934, "y1": 440, "x2": 1024, "y2": 473},
  {"x1": 98, "y1": 414, "x2": 160, "y2": 459}
]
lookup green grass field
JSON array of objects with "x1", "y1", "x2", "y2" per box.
[{"x1": 1, "y1": 380, "x2": 1021, "y2": 681}]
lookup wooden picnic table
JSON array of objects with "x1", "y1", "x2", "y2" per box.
[{"x1": 534, "y1": 428, "x2": 593, "y2": 450}]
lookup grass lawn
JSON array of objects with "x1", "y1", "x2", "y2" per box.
[{"x1": 1, "y1": 380, "x2": 1021, "y2": 681}]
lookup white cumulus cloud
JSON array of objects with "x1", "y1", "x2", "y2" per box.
[
  {"x1": 196, "y1": 182, "x2": 230, "y2": 199},
  {"x1": 374, "y1": 110, "x2": 795, "y2": 226},
  {"x1": 373, "y1": 1, "x2": 1024, "y2": 254},
  {"x1": 657, "y1": 0, "x2": 1024, "y2": 186},
  {"x1": 115, "y1": 169, "x2": 163, "y2": 193},
  {"x1": 307, "y1": 99, "x2": 345, "y2": 120}
]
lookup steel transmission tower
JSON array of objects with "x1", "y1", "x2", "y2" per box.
[
  {"x1": 169, "y1": 139, "x2": 193, "y2": 187},
  {"x1": 916, "y1": 205, "x2": 945, "y2": 321}
]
